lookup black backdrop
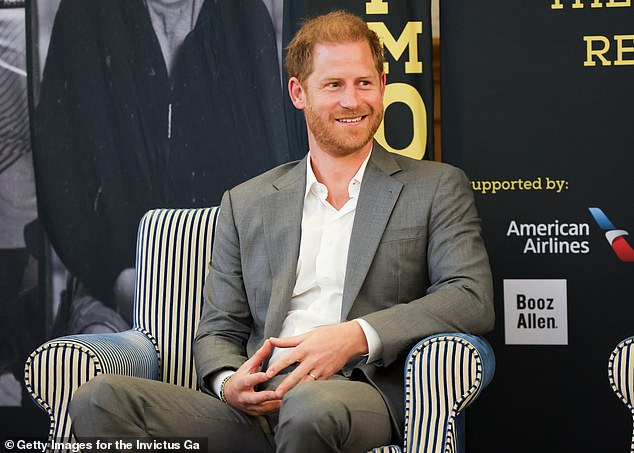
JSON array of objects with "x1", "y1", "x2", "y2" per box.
[{"x1": 441, "y1": 1, "x2": 634, "y2": 451}]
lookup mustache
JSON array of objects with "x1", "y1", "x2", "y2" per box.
[{"x1": 332, "y1": 109, "x2": 374, "y2": 119}]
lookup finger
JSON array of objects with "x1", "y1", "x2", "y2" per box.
[
  {"x1": 241, "y1": 389, "x2": 281, "y2": 406},
  {"x1": 307, "y1": 371, "x2": 319, "y2": 382},
  {"x1": 298, "y1": 373, "x2": 317, "y2": 385},
  {"x1": 224, "y1": 371, "x2": 269, "y2": 401},
  {"x1": 243, "y1": 339, "x2": 273, "y2": 370},
  {"x1": 240, "y1": 371, "x2": 271, "y2": 389},
  {"x1": 244, "y1": 399, "x2": 282, "y2": 416},
  {"x1": 268, "y1": 334, "x2": 304, "y2": 349},
  {"x1": 273, "y1": 364, "x2": 313, "y2": 396},
  {"x1": 251, "y1": 338, "x2": 273, "y2": 364},
  {"x1": 265, "y1": 349, "x2": 304, "y2": 378},
  {"x1": 256, "y1": 400, "x2": 282, "y2": 415}
]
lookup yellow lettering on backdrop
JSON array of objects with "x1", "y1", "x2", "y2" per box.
[
  {"x1": 606, "y1": 0, "x2": 632, "y2": 6},
  {"x1": 367, "y1": 22, "x2": 423, "y2": 74},
  {"x1": 375, "y1": 83, "x2": 427, "y2": 160},
  {"x1": 365, "y1": 1, "x2": 427, "y2": 159},
  {"x1": 584, "y1": 36, "x2": 612, "y2": 66},
  {"x1": 584, "y1": 35, "x2": 634, "y2": 66},
  {"x1": 366, "y1": 0, "x2": 389, "y2": 15},
  {"x1": 551, "y1": 0, "x2": 564, "y2": 9},
  {"x1": 551, "y1": 0, "x2": 630, "y2": 7},
  {"x1": 551, "y1": 0, "x2": 604, "y2": 8},
  {"x1": 615, "y1": 34, "x2": 634, "y2": 65}
]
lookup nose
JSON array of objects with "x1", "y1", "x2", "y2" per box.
[{"x1": 339, "y1": 86, "x2": 360, "y2": 109}]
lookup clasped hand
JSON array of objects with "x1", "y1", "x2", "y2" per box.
[{"x1": 222, "y1": 321, "x2": 368, "y2": 415}]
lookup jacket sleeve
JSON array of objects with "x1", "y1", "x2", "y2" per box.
[
  {"x1": 361, "y1": 165, "x2": 495, "y2": 367},
  {"x1": 193, "y1": 190, "x2": 252, "y2": 389}
]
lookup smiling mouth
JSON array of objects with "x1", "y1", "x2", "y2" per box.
[{"x1": 336, "y1": 115, "x2": 367, "y2": 124}]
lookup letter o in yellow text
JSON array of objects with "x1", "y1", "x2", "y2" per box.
[{"x1": 375, "y1": 82, "x2": 427, "y2": 160}]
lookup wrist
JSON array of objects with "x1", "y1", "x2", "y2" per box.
[
  {"x1": 219, "y1": 374, "x2": 232, "y2": 403},
  {"x1": 348, "y1": 320, "x2": 369, "y2": 356}
]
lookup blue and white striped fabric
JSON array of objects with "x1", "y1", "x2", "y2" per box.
[
  {"x1": 371, "y1": 446, "x2": 403, "y2": 453},
  {"x1": 25, "y1": 206, "x2": 494, "y2": 452},
  {"x1": 133, "y1": 208, "x2": 218, "y2": 389},
  {"x1": 402, "y1": 334, "x2": 495, "y2": 453},
  {"x1": 25, "y1": 330, "x2": 159, "y2": 443},
  {"x1": 24, "y1": 207, "x2": 218, "y2": 446},
  {"x1": 609, "y1": 336, "x2": 634, "y2": 453}
]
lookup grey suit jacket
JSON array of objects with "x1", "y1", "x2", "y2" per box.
[{"x1": 194, "y1": 143, "x2": 494, "y2": 443}]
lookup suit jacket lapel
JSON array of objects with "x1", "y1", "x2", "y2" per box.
[
  {"x1": 262, "y1": 157, "x2": 307, "y2": 338},
  {"x1": 342, "y1": 145, "x2": 403, "y2": 319}
]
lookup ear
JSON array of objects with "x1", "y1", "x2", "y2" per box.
[
  {"x1": 288, "y1": 77, "x2": 306, "y2": 110},
  {"x1": 379, "y1": 71, "x2": 386, "y2": 96}
]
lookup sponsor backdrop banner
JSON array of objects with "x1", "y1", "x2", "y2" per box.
[{"x1": 442, "y1": 1, "x2": 634, "y2": 452}]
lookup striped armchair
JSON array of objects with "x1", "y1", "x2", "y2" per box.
[
  {"x1": 25, "y1": 207, "x2": 495, "y2": 453},
  {"x1": 609, "y1": 337, "x2": 634, "y2": 453}
]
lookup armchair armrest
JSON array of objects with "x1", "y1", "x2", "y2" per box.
[
  {"x1": 24, "y1": 329, "x2": 160, "y2": 443},
  {"x1": 608, "y1": 336, "x2": 634, "y2": 452},
  {"x1": 609, "y1": 336, "x2": 634, "y2": 408},
  {"x1": 403, "y1": 333, "x2": 495, "y2": 453}
]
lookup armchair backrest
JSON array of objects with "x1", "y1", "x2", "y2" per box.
[{"x1": 133, "y1": 207, "x2": 219, "y2": 390}]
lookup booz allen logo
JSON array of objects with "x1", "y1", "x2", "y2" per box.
[{"x1": 588, "y1": 207, "x2": 634, "y2": 262}]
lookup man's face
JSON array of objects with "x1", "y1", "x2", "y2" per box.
[{"x1": 289, "y1": 40, "x2": 386, "y2": 157}]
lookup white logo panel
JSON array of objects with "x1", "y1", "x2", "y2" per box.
[{"x1": 504, "y1": 279, "x2": 568, "y2": 345}]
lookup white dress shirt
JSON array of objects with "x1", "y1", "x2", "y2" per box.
[
  {"x1": 212, "y1": 152, "x2": 382, "y2": 395},
  {"x1": 269, "y1": 151, "x2": 381, "y2": 365}
]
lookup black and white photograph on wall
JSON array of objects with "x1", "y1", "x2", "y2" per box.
[
  {"x1": 0, "y1": 0, "x2": 43, "y2": 409},
  {"x1": 28, "y1": 0, "x2": 307, "y2": 351},
  {"x1": 0, "y1": 1, "x2": 25, "y2": 9}
]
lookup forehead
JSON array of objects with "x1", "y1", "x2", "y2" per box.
[{"x1": 309, "y1": 40, "x2": 379, "y2": 79}]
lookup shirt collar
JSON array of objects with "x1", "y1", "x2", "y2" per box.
[{"x1": 305, "y1": 150, "x2": 372, "y2": 201}]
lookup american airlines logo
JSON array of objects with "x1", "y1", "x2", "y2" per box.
[{"x1": 588, "y1": 207, "x2": 634, "y2": 262}]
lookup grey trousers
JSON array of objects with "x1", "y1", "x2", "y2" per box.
[{"x1": 69, "y1": 373, "x2": 392, "y2": 453}]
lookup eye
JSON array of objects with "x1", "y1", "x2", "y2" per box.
[{"x1": 327, "y1": 82, "x2": 340, "y2": 88}]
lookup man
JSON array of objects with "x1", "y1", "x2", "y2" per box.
[{"x1": 71, "y1": 10, "x2": 493, "y2": 453}]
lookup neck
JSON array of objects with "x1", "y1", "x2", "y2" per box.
[{"x1": 309, "y1": 141, "x2": 372, "y2": 210}]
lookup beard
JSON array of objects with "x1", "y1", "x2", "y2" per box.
[{"x1": 304, "y1": 103, "x2": 384, "y2": 157}]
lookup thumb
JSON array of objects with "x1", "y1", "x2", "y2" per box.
[{"x1": 245, "y1": 338, "x2": 273, "y2": 370}]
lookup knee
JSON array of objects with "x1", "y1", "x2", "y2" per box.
[
  {"x1": 278, "y1": 383, "x2": 348, "y2": 438},
  {"x1": 70, "y1": 374, "x2": 127, "y2": 423}
]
